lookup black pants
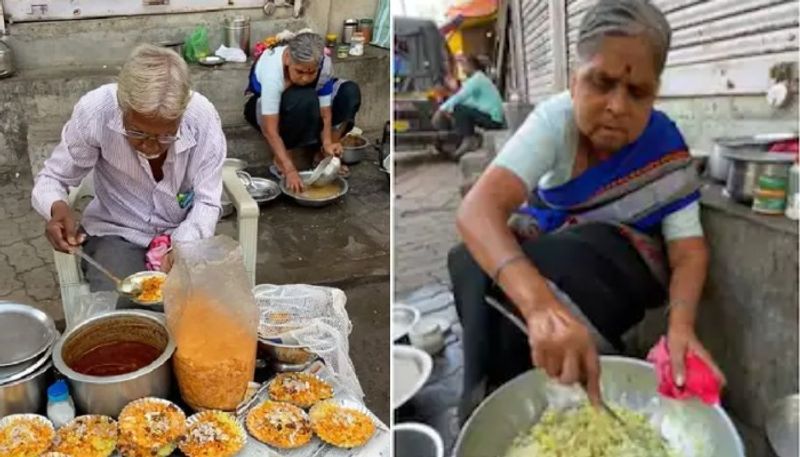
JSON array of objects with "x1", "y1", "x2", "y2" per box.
[
  {"x1": 244, "y1": 81, "x2": 362, "y2": 150},
  {"x1": 434, "y1": 104, "x2": 504, "y2": 138},
  {"x1": 448, "y1": 223, "x2": 666, "y2": 423}
]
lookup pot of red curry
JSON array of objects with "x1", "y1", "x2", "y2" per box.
[{"x1": 51, "y1": 310, "x2": 176, "y2": 417}]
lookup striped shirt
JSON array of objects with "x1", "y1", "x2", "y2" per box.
[{"x1": 31, "y1": 83, "x2": 225, "y2": 248}]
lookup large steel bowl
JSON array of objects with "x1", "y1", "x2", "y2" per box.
[
  {"x1": 280, "y1": 171, "x2": 348, "y2": 207},
  {"x1": 0, "y1": 361, "x2": 51, "y2": 416},
  {"x1": 454, "y1": 356, "x2": 744, "y2": 457},
  {"x1": 51, "y1": 310, "x2": 176, "y2": 417}
]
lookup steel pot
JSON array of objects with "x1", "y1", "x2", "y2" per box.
[
  {"x1": 724, "y1": 151, "x2": 793, "y2": 203},
  {"x1": 395, "y1": 423, "x2": 444, "y2": 457},
  {"x1": 342, "y1": 135, "x2": 371, "y2": 165},
  {"x1": 709, "y1": 136, "x2": 790, "y2": 182},
  {"x1": 51, "y1": 310, "x2": 176, "y2": 417},
  {"x1": 0, "y1": 361, "x2": 51, "y2": 416}
]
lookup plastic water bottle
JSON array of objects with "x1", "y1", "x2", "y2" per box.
[{"x1": 46, "y1": 380, "x2": 75, "y2": 429}]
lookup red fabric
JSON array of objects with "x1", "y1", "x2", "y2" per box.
[
  {"x1": 769, "y1": 139, "x2": 799, "y2": 154},
  {"x1": 646, "y1": 336, "x2": 722, "y2": 405}
]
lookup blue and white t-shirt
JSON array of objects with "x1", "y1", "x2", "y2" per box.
[{"x1": 254, "y1": 45, "x2": 340, "y2": 124}]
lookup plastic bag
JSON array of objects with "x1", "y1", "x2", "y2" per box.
[
  {"x1": 66, "y1": 285, "x2": 118, "y2": 330},
  {"x1": 183, "y1": 26, "x2": 210, "y2": 63},
  {"x1": 254, "y1": 284, "x2": 364, "y2": 398},
  {"x1": 163, "y1": 235, "x2": 258, "y2": 411}
]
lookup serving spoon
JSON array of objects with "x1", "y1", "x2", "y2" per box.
[{"x1": 70, "y1": 247, "x2": 142, "y2": 297}]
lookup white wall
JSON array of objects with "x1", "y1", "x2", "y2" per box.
[{"x1": 395, "y1": 0, "x2": 451, "y2": 25}]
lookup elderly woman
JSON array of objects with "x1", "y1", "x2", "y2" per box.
[
  {"x1": 448, "y1": 0, "x2": 724, "y2": 421},
  {"x1": 433, "y1": 55, "x2": 505, "y2": 158},
  {"x1": 32, "y1": 44, "x2": 225, "y2": 301},
  {"x1": 244, "y1": 31, "x2": 362, "y2": 192}
]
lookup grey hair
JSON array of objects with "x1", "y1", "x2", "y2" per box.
[
  {"x1": 287, "y1": 32, "x2": 325, "y2": 64},
  {"x1": 117, "y1": 44, "x2": 191, "y2": 120},
  {"x1": 577, "y1": 0, "x2": 672, "y2": 75}
]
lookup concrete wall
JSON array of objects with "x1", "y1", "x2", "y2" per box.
[
  {"x1": 325, "y1": 0, "x2": 379, "y2": 37},
  {"x1": 0, "y1": 5, "x2": 389, "y2": 181},
  {"x1": 657, "y1": 95, "x2": 799, "y2": 153}
]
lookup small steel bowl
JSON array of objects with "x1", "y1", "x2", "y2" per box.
[{"x1": 766, "y1": 394, "x2": 799, "y2": 457}]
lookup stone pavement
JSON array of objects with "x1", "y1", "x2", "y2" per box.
[
  {"x1": 0, "y1": 173, "x2": 63, "y2": 320},
  {"x1": 394, "y1": 154, "x2": 465, "y2": 453},
  {"x1": 394, "y1": 157, "x2": 462, "y2": 298},
  {"x1": 0, "y1": 159, "x2": 390, "y2": 423}
]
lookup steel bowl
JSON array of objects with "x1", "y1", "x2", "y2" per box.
[
  {"x1": 0, "y1": 303, "x2": 57, "y2": 367},
  {"x1": 766, "y1": 394, "x2": 799, "y2": 457},
  {"x1": 341, "y1": 135, "x2": 371, "y2": 165},
  {"x1": 51, "y1": 310, "x2": 176, "y2": 417},
  {"x1": 395, "y1": 423, "x2": 444, "y2": 457},
  {"x1": 454, "y1": 356, "x2": 745, "y2": 457},
  {"x1": 280, "y1": 171, "x2": 348, "y2": 207},
  {"x1": 248, "y1": 177, "x2": 282, "y2": 204},
  {"x1": 258, "y1": 338, "x2": 317, "y2": 368},
  {"x1": 220, "y1": 192, "x2": 234, "y2": 219},
  {"x1": 0, "y1": 361, "x2": 52, "y2": 416},
  {"x1": 223, "y1": 158, "x2": 248, "y2": 172}
]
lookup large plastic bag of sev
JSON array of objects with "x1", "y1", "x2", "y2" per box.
[{"x1": 162, "y1": 235, "x2": 258, "y2": 411}]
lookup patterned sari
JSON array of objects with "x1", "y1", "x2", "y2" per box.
[{"x1": 449, "y1": 110, "x2": 701, "y2": 423}]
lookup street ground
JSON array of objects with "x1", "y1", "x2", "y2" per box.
[
  {"x1": 394, "y1": 153, "x2": 465, "y2": 452},
  {"x1": 0, "y1": 158, "x2": 390, "y2": 423}
]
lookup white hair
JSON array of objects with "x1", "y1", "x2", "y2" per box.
[
  {"x1": 577, "y1": 0, "x2": 672, "y2": 75},
  {"x1": 117, "y1": 44, "x2": 191, "y2": 120}
]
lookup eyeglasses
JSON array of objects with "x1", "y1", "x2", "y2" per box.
[{"x1": 123, "y1": 130, "x2": 180, "y2": 145}]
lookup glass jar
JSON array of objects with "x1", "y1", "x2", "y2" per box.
[
  {"x1": 358, "y1": 19, "x2": 374, "y2": 43},
  {"x1": 349, "y1": 32, "x2": 365, "y2": 57}
]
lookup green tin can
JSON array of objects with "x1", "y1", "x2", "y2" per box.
[{"x1": 752, "y1": 175, "x2": 787, "y2": 215}]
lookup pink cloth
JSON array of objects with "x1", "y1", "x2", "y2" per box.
[
  {"x1": 145, "y1": 235, "x2": 171, "y2": 271},
  {"x1": 646, "y1": 336, "x2": 722, "y2": 405}
]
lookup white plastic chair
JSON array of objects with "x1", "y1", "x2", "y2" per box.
[{"x1": 53, "y1": 167, "x2": 259, "y2": 323}]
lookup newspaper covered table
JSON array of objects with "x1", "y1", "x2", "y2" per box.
[{"x1": 235, "y1": 361, "x2": 390, "y2": 457}]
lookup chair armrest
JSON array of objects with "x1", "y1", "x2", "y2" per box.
[
  {"x1": 222, "y1": 167, "x2": 259, "y2": 286},
  {"x1": 222, "y1": 168, "x2": 259, "y2": 219}
]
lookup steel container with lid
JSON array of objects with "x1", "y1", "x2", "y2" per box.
[
  {"x1": 342, "y1": 18, "x2": 359, "y2": 44},
  {"x1": 224, "y1": 16, "x2": 251, "y2": 56}
]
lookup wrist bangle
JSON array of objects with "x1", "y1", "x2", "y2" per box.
[{"x1": 492, "y1": 253, "x2": 528, "y2": 284}]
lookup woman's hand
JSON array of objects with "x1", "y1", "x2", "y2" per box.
[
  {"x1": 667, "y1": 323, "x2": 726, "y2": 387},
  {"x1": 285, "y1": 169, "x2": 305, "y2": 193},
  {"x1": 525, "y1": 299, "x2": 602, "y2": 405},
  {"x1": 323, "y1": 141, "x2": 343, "y2": 157}
]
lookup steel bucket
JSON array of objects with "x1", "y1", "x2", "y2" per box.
[{"x1": 224, "y1": 16, "x2": 251, "y2": 56}]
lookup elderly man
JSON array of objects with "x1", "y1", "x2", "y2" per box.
[{"x1": 32, "y1": 44, "x2": 225, "y2": 298}]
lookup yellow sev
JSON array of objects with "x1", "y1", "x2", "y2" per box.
[
  {"x1": 0, "y1": 417, "x2": 54, "y2": 457},
  {"x1": 137, "y1": 276, "x2": 165, "y2": 302},
  {"x1": 310, "y1": 402, "x2": 375, "y2": 448}
]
